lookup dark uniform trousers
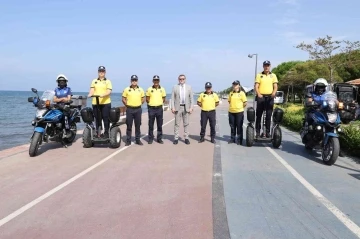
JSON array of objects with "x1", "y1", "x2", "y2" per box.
[
  {"x1": 200, "y1": 110, "x2": 216, "y2": 138},
  {"x1": 228, "y1": 112, "x2": 244, "y2": 140},
  {"x1": 148, "y1": 106, "x2": 163, "y2": 140},
  {"x1": 126, "y1": 106, "x2": 142, "y2": 142},
  {"x1": 92, "y1": 103, "x2": 111, "y2": 133},
  {"x1": 255, "y1": 96, "x2": 274, "y2": 134}
]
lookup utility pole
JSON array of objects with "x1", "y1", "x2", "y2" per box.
[{"x1": 248, "y1": 53, "x2": 258, "y2": 108}]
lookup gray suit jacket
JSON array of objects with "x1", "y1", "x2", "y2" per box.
[{"x1": 171, "y1": 84, "x2": 194, "y2": 112}]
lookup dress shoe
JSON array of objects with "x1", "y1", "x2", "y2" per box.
[
  {"x1": 157, "y1": 139, "x2": 164, "y2": 144},
  {"x1": 185, "y1": 139, "x2": 190, "y2": 145},
  {"x1": 173, "y1": 140, "x2": 178, "y2": 145},
  {"x1": 199, "y1": 137, "x2": 205, "y2": 143}
]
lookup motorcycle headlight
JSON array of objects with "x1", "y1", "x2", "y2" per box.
[
  {"x1": 327, "y1": 112, "x2": 337, "y2": 123},
  {"x1": 36, "y1": 109, "x2": 47, "y2": 119},
  {"x1": 328, "y1": 101, "x2": 336, "y2": 111}
]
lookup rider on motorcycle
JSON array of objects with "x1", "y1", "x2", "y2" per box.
[
  {"x1": 305, "y1": 78, "x2": 338, "y2": 126},
  {"x1": 53, "y1": 74, "x2": 72, "y2": 138}
]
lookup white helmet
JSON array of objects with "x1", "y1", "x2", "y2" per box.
[
  {"x1": 56, "y1": 74, "x2": 68, "y2": 82},
  {"x1": 313, "y1": 78, "x2": 328, "y2": 94},
  {"x1": 314, "y1": 78, "x2": 328, "y2": 86}
]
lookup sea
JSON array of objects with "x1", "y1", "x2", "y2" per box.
[{"x1": 0, "y1": 90, "x2": 197, "y2": 151}]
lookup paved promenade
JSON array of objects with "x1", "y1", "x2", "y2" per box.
[{"x1": 0, "y1": 101, "x2": 360, "y2": 239}]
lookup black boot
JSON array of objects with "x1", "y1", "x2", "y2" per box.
[{"x1": 199, "y1": 136, "x2": 205, "y2": 143}]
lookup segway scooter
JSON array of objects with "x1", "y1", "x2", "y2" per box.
[
  {"x1": 246, "y1": 95, "x2": 283, "y2": 148},
  {"x1": 80, "y1": 95, "x2": 121, "y2": 148}
]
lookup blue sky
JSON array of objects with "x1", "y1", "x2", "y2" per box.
[{"x1": 1, "y1": 0, "x2": 359, "y2": 93}]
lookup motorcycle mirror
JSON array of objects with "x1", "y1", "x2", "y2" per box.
[
  {"x1": 31, "y1": 88, "x2": 38, "y2": 93},
  {"x1": 28, "y1": 97, "x2": 34, "y2": 103}
]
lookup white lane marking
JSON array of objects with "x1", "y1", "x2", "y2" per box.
[
  {"x1": 0, "y1": 118, "x2": 175, "y2": 228},
  {"x1": 266, "y1": 146, "x2": 360, "y2": 238}
]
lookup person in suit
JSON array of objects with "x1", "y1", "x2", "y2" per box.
[{"x1": 170, "y1": 74, "x2": 194, "y2": 145}]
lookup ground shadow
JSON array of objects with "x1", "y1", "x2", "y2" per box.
[
  {"x1": 37, "y1": 134, "x2": 83, "y2": 156},
  {"x1": 333, "y1": 164, "x2": 360, "y2": 173},
  {"x1": 273, "y1": 140, "x2": 326, "y2": 166},
  {"x1": 349, "y1": 174, "x2": 360, "y2": 181}
]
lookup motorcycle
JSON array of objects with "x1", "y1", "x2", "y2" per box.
[
  {"x1": 27, "y1": 88, "x2": 81, "y2": 157},
  {"x1": 300, "y1": 90, "x2": 342, "y2": 165}
]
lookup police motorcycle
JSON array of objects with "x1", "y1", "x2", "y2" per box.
[
  {"x1": 27, "y1": 88, "x2": 81, "y2": 157},
  {"x1": 300, "y1": 90, "x2": 342, "y2": 166},
  {"x1": 80, "y1": 95, "x2": 121, "y2": 148},
  {"x1": 246, "y1": 94, "x2": 284, "y2": 148}
]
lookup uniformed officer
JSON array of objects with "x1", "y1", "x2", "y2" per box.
[
  {"x1": 228, "y1": 80, "x2": 247, "y2": 145},
  {"x1": 197, "y1": 82, "x2": 219, "y2": 143},
  {"x1": 53, "y1": 74, "x2": 72, "y2": 138},
  {"x1": 87, "y1": 66, "x2": 113, "y2": 138},
  {"x1": 255, "y1": 60, "x2": 278, "y2": 138},
  {"x1": 146, "y1": 75, "x2": 166, "y2": 144},
  {"x1": 122, "y1": 75, "x2": 145, "y2": 146}
]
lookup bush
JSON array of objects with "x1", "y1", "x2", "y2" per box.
[
  {"x1": 339, "y1": 122, "x2": 360, "y2": 156},
  {"x1": 277, "y1": 103, "x2": 304, "y2": 131}
]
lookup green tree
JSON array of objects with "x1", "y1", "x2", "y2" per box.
[
  {"x1": 296, "y1": 35, "x2": 360, "y2": 83},
  {"x1": 281, "y1": 61, "x2": 341, "y2": 102},
  {"x1": 272, "y1": 61, "x2": 303, "y2": 84},
  {"x1": 333, "y1": 50, "x2": 360, "y2": 82}
]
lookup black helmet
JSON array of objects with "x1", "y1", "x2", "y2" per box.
[
  {"x1": 205, "y1": 82, "x2": 212, "y2": 88},
  {"x1": 153, "y1": 75, "x2": 160, "y2": 80},
  {"x1": 131, "y1": 75, "x2": 138, "y2": 81}
]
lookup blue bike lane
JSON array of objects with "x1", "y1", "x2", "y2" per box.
[{"x1": 215, "y1": 101, "x2": 360, "y2": 239}]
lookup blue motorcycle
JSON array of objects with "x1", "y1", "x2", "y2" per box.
[
  {"x1": 27, "y1": 88, "x2": 81, "y2": 157},
  {"x1": 300, "y1": 91, "x2": 342, "y2": 165}
]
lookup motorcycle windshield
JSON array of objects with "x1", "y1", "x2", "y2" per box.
[
  {"x1": 40, "y1": 90, "x2": 55, "y2": 103},
  {"x1": 321, "y1": 91, "x2": 337, "y2": 111}
]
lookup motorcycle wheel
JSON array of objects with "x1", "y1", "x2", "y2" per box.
[
  {"x1": 63, "y1": 122, "x2": 77, "y2": 144},
  {"x1": 83, "y1": 127, "x2": 93, "y2": 148},
  {"x1": 322, "y1": 137, "x2": 340, "y2": 166},
  {"x1": 246, "y1": 126, "x2": 254, "y2": 147},
  {"x1": 109, "y1": 126, "x2": 121, "y2": 148},
  {"x1": 29, "y1": 132, "x2": 42, "y2": 157},
  {"x1": 272, "y1": 127, "x2": 282, "y2": 149}
]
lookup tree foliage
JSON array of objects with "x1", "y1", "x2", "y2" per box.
[
  {"x1": 296, "y1": 35, "x2": 360, "y2": 82},
  {"x1": 272, "y1": 61, "x2": 303, "y2": 84}
]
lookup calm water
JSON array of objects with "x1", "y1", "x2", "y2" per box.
[{"x1": 0, "y1": 90, "x2": 192, "y2": 151}]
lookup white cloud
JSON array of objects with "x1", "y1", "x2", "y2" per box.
[
  {"x1": 277, "y1": 0, "x2": 299, "y2": 5},
  {"x1": 274, "y1": 17, "x2": 299, "y2": 25},
  {"x1": 277, "y1": 31, "x2": 315, "y2": 44}
]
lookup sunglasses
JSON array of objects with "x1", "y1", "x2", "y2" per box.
[{"x1": 179, "y1": 78, "x2": 185, "y2": 80}]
